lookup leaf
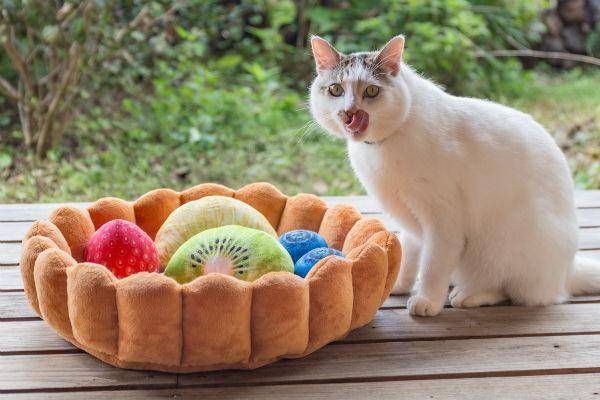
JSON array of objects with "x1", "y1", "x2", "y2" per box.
[
  {"x1": 131, "y1": 30, "x2": 145, "y2": 42},
  {"x1": 217, "y1": 54, "x2": 242, "y2": 69},
  {"x1": 41, "y1": 25, "x2": 59, "y2": 44},
  {"x1": 0, "y1": 153, "x2": 12, "y2": 170}
]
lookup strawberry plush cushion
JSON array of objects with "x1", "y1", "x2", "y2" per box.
[{"x1": 84, "y1": 219, "x2": 160, "y2": 278}]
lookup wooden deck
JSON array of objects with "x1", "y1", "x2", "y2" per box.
[{"x1": 3, "y1": 193, "x2": 600, "y2": 398}]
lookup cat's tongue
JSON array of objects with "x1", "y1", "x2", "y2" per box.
[{"x1": 346, "y1": 109, "x2": 369, "y2": 133}]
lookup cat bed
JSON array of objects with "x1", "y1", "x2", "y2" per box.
[{"x1": 20, "y1": 182, "x2": 401, "y2": 373}]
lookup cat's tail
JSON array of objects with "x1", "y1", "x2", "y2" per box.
[{"x1": 568, "y1": 257, "x2": 600, "y2": 295}]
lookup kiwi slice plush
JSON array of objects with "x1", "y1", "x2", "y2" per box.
[
  {"x1": 164, "y1": 225, "x2": 293, "y2": 284},
  {"x1": 155, "y1": 195, "x2": 277, "y2": 267}
]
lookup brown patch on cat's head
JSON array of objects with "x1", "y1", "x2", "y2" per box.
[{"x1": 330, "y1": 52, "x2": 394, "y2": 84}]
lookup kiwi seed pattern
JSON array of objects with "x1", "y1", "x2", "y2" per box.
[
  {"x1": 189, "y1": 236, "x2": 251, "y2": 277},
  {"x1": 155, "y1": 196, "x2": 277, "y2": 267},
  {"x1": 164, "y1": 225, "x2": 294, "y2": 283}
]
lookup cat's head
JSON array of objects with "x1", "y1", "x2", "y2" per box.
[{"x1": 309, "y1": 35, "x2": 411, "y2": 143}]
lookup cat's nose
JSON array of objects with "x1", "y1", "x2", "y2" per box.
[{"x1": 343, "y1": 109, "x2": 356, "y2": 123}]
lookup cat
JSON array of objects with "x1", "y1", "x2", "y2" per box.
[{"x1": 309, "y1": 34, "x2": 600, "y2": 316}]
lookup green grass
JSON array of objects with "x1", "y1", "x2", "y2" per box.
[
  {"x1": 497, "y1": 69, "x2": 600, "y2": 189},
  {"x1": 0, "y1": 106, "x2": 363, "y2": 203},
  {"x1": 1, "y1": 69, "x2": 599, "y2": 203}
]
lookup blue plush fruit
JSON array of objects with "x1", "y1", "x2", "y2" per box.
[
  {"x1": 295, "y1": 247, "x2": 345, "y2": 278},
  {"x1": 279, "y1": 230, "x2": 328, "y2": 263}
]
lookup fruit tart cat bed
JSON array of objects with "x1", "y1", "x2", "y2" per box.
[{"x1": 20, "y1": 182, "x2": 401, "y2": 373}]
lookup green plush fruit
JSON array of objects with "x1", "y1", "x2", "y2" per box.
[
  {"x1": 164, "y1": 225, "x2": 293, "y2": 284},
  {"x1": 155, "y1": 195, "x2": 276, "y2": 267}
]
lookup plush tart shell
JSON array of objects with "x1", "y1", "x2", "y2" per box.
[{"x1": 20, "y1": 181, "x2": 401, "y2": 372}]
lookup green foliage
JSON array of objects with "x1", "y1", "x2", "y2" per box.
[
  {"x1": 4, "y1": 0, "x2": 596, "y2": 202},
  {"x1": 83, "y1": 0, "x2": 545, "y2": 97},
  {"x1": 304, "y1": 0, "x2": 546, "y2": 96},
  {"x1": 0, "y1": 23, "x2": 362, "y2": 201}
]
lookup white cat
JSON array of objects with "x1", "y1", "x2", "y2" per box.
[{"x1": 309, "y1": 34, "x2": 600, "y2": 316}]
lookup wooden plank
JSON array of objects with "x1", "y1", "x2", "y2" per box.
[
  {"x1": 323, "y1": 191, "x2": 600, "y2": 212},
  {"x1": 0, "y1": 190, "x2": 597, "y2": 221},
  {"x1": 575, "y1": 190, "x2": 600, "y2": 208},
  {"x1": 0, "y1": 203, "x2": 91, "y2": 222},
  {"x1": 383, "y1": 293, "x2": 600, "y2": 309},
  {"x1": 580, "y1": 227, "x2": 600, "y2": 250},
  {"x1": 347, "y1": 303, "x2": 600, "y2": 342},
  {"x1": 0, "y1": 221, "x2": 31, "y2": 242},
  {"x1": 2, "y1": 208, "x2": 600, "y2": 243},
  {"x1": 0, "y1": 353, "x2": 176, "y2": 392},
  {"x1": 9, "y1": 374, "x2": 600, "y2": 400},
  {"x1": 178, "y1": 335, "x2": 600, "y2": 386},
  {"x1": 0, "y1": 215, "x2": 393, "y2": 242},
  {"x1": 5, "y1": 303, "x2": 600, "y2": 355},
  {"x1": 0, "y1": 266, "x2": 22, "y2": 291},
  {"x1": 578, "y1": 207, "x2": 600, "y2": 228},
  {"x1": 5, "y1": 335, "x2": 600, "y2": 392},
  {"x1": 0, "y1": 242, "x2": 21, "y2": 265},
  {"x1": 0, "y1": 320, "x2": 76, "y2": 354},
  {"x1": 577, "y1": 249, "x2": 600, "y2": 261},
  {"x1": 0, "y1": 199, "x2": 379, "y2": 222},
  {"x1": 321, "y1": 196, "x2": 381, "y2": 213},
  {"x1": 0, "y1": 199, "x2": 379, "y2": 221},
  {"x1": 0, "y1": 292, "x2": 36, "y2": 320}
]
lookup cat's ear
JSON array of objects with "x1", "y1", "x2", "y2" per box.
[
  {"x1": 376, "y1": 35, "x2": 405, "y2": 76},
  {"x1": 311, "y1": 35, "x2": 341, "y2": 73}
]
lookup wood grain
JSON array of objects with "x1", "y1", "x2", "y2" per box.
[
  {"x1": 0, "y1": 242, "x2": 21, "y2": 265},
  {"x1": 0, "y1": 221, "x2": 31, "y2": 242},
  {"x1": 347, "y1": 303, "x2": 600, "y2": 342},
  {"x1": 178, "y1": 334, "x2": 600, "y2": 386},
  {"x1": 0, "y1": 192, "x2": 598, "y2": 222},
  {"x1": 8, "y1": 374, "x2": 600, "y2": 400},
  {"x1": 0, "y1": 320, "x2": 76, "y2": 353},
  {"x1": 5, "y1": 304, "x2": 600, "y2": 355},
  {"x1": 0, "y1": 353, "x2": 176, "y2": 392},
  {"x1": 0, "y1": 266, "x2": 21, "y2": 291},
  {"x1": 0, "y1": 292, "x2": 36, "y2": 319},
  {"x1": 3, "y1": 209, "x2": 600, "y2": 242},
  {"x1": 575, "y1": 190, "x2": 600, "y2": 208},
  {"x1": 4, "y1": 195, "x2": 600, "y2": 399},
  {"x1": 4, "y1": 335, "x2": 600, "y2": 392},
  {"x1": 0, "y1": 203, "x2": 91, "y2": 222},
  {"x1": 578, "y1": 207, "x2": 600, "y2": 227},
  {"x1": 382, "y1": 291, "x2": 600, "y2": 308}
]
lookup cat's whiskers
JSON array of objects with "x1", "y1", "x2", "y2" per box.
[
  {"x1": 295, "y1": 100, "x2": 311, "y2": 112},
  {"x1": 294, "y1": 119, "x2": 323, "y2": 145},
  {"x1": 295, "y1": 113, "x2": 339, "y2": 145}
]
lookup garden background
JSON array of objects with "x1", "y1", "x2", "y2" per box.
[{"x1": 1, "y1": 0, "x2": 599, "y2": 202}]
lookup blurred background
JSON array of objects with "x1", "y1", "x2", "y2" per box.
[{"x1": 0, "y1": 0, "x2": 599, "y2": 202}]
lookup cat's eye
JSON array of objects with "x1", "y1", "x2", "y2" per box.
[
  {"x1": 328, "y1": 83, "x2": 344, "y2": 97},
  {"x1": 364, "y1": 85, "x2": 380, "y2": 98}
]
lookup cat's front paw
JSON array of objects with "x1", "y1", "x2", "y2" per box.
[{"x1": 407, "y1": 295, "x2": 443, "y2": 316}]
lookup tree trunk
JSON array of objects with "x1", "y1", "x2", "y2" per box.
[{"x1": 17, "y1": 99, "x2": 34, "y2": 148}]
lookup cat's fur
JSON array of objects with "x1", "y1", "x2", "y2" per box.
[{"x1": 309, "y1": 35, "x2": 600, "y2": 316}]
